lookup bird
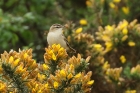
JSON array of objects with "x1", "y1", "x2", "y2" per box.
[{"x1": 47, "y1": 24, "x2": 76, "y2": 53}]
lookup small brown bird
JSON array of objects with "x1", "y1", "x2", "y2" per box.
[{"x1": 47, "y1": 24, "x2": 76, "y2": 53}]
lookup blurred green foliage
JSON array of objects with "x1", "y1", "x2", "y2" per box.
[
  {"x1": 0, "y1": 0, "x2": 88, "y2": 61},
  {"x1": 1, "y1": 0, "x2": 140, "y2": 53}
]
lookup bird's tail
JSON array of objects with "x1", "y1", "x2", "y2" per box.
[
  {"x1": 64, "y1": 37, "x2": 76, "y2": 53},
  {"x1": 69, "y1": 46, "x2": 76, "y2": 53}
]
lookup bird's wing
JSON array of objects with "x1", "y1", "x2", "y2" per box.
[{"x1": 62, "y1": 35, "x2": 76, "y2": 53}]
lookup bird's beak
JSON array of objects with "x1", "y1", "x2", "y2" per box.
[{"x1": 62, "y1": 25, "x2": 65, "y2": 28}]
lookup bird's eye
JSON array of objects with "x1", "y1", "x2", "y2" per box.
[{"x1": 56, "y1": 26, "x2": 60, "y2": 28}]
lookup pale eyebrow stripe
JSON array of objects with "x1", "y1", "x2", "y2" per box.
[{"x1": 53, "y1": 24, "x2": 62, "y2": 28}]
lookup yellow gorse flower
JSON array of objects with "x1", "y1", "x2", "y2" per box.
[
  {"x1": 102, "y1": 35, "x2": 110, "y2": 41},
  {"x1": 75, "y1": 27, "x2": 83, "y2": 34},
  {"x1": 105, "y1": 42, "x2": 113, "y2": 52},
  {"x1": 30, "y1": 60, "x2": 37, "y2": 69},
  {"x1": 42, "y1": 64, "x2": 49, "y2": 70},
  {"x1": 0, "y1": 81, "x2": 7, "y2": 93},
  {"x1": 67, "y1": 73, "x2": 73, "y2": 80},
  {"x1": 128, "y1": 41, "x2": 135, "y2": 47},
  {"x1": 60, "y1": 69, "x2": 67, "y2": 78},
  {"x1": 109, "y1": 2, "x2": 115, "y2": 9},
  {"x1": 44, "y1": 44, "x2": 67, "y2": 62},
  {"x1": 122, "y1": 28, "x2": 128, "y2": 35},
  {"x1": 106, "y1": 25, "x2": 114, "y2": 31},
  {"x1": 125, "y1": 90, "x2": 136, "y2": 93},
  {"x1": 9, "y1": 56, "x2": 14, "y2": 63},
  {"x1": 121, "y1": 35, "x2": 128, "y2": 41},
  {"x1": 87, "y1": 80, "x2": 94, "y2": 86},
  {"x1": 122, "y1": 6, "x2": 129, "y2": 15},
  {"x1": 69, "y1": 64, "x2": 74, "y2": 73},
  {"x1": 131, "y1": 65, "x2": 140, "y2": 74},
  {"x1": 113, "y1": 0, "x2": 121, "y2": 3},
  {"x1": 37, "y1": 73, "x2": 46, "y2": 82},
  {"x1": 52, "y1": 44, "x2": 60, "y2": 52},
  {"x1": 79, "y1": 19, "x2": 87, "y2": 25},
  {"x1": 13, "y1": 58, "x2": 20, "y2": 67},
  {"x1": 44, "y1": 83, "x2": 49, "y2": 88},
  {"x1": 102, "y1": 61, "x2": 110, "y2": 70},
  {"x1": 15, "y1": 63, "x2": 24, "y2": 74},
  {"x1": 52, "y1": 54, "x2": 56, "y2": 60},
  {"x1": 120, "y1": 55, "x2": 126, "y2": 63},
  {"x1": 24, "y1": 53, "x2": 28, "y2": 59},
  {"x1": 74, "y1": 73, "x2": 81, "y2": 78},
  {"x1": 106, "y1": 67, "x2": 122, "y2": 81},
  {"x1": 53, "y1": 81, "x2": 59, "y2": 89},
  {"x1": 58, "y1": 47, "x2": 66, "y2": 57},
  {"x1": 86, "y1": 0, "x2": 92, "y2": 7},
  {"x1": 93, "y1": 44, "x2": 102, "y2": 51},
  {"x1": 118, "y1": 20, "x2": 128, "y2": 30}
]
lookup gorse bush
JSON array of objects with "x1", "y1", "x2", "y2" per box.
[
  {"x1": 64, "y1": 19, "x2": 140, "y2": 93},
  {"x1": 1, "y1": 0, "x2": 140, "y2": 93},
  {"x1": 0, "y1": 44, "x2": 94, "y2": 93}
]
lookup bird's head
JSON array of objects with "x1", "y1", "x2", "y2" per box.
[{"x1": 49, "y1": 24, "x2": 64, "y2": 32}]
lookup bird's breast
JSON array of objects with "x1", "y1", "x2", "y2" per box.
[{"x1": 47, "y1": 32, "x2": 67, "y2": 49}]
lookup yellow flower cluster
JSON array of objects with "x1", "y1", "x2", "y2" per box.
[
  {"x1": 44, "y1": 44, "x2": 68, "y2": 62},
  {"x1": 48, "y1": 65, "x2": 93, "y2": 92},
  {"x1": 27, "y1": 79, "x2": 50, "y2": 93},
  {"x1": 122, "y1": 6, "x2": 129, "y2": 15},
  {"x1": 106, "y1": 67, "x2": 122, "y2": 81},
  {"x1": 120, "y1": 55, "x2": 126, "y2": 63},
  {"x1": 79, "y1": 19, "x2": 88, "y2": 25},
  {"x1": 0, "y1": 81, "x2": 7, "y2": 93},
  {"x1": 68, "y1": 54, "x2": 89, "y2": 68},
  {"x1": 75, "y1": 33, "x2": 94, "y2": 44},
  {"x1": 0, "y1": 49, "x2": 39, "y2": 92},
  {"x1": 65, "y1": 18, "x2": 140, "y2": 92},
  {"x1": 92, "y1": 44, "x2": 104, "y2": 52},
  {"x1": 125, "y1": 90, "x2": 136, "y2": 93},
  {"x1": 109, "y1": 0, "x2": 129, "y2": 15},
  {"x1": 109, "y1": 0, "x2": 121, "y2": 9},
  {"x1": 102, "y1": 61, "x2": 110, "y2": 71},
  {"x1": 131, "y1": 65, "x2": 140, "y2": 75},
  {"x1": 96, "y1": 19, "x2": 139, "y2": 53},
  {"x1": 0, "y1": 44, "x2": 94, "y2": 93},
  {"x1": 75, "y1": 27, "x2": 83, "y2": 34},
  {"x1": 43, "y1": 53, "x2": 93, "y2": 93},
  {"x1": 128, "y1": 41, "x2": 135, "y2": 47}
]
